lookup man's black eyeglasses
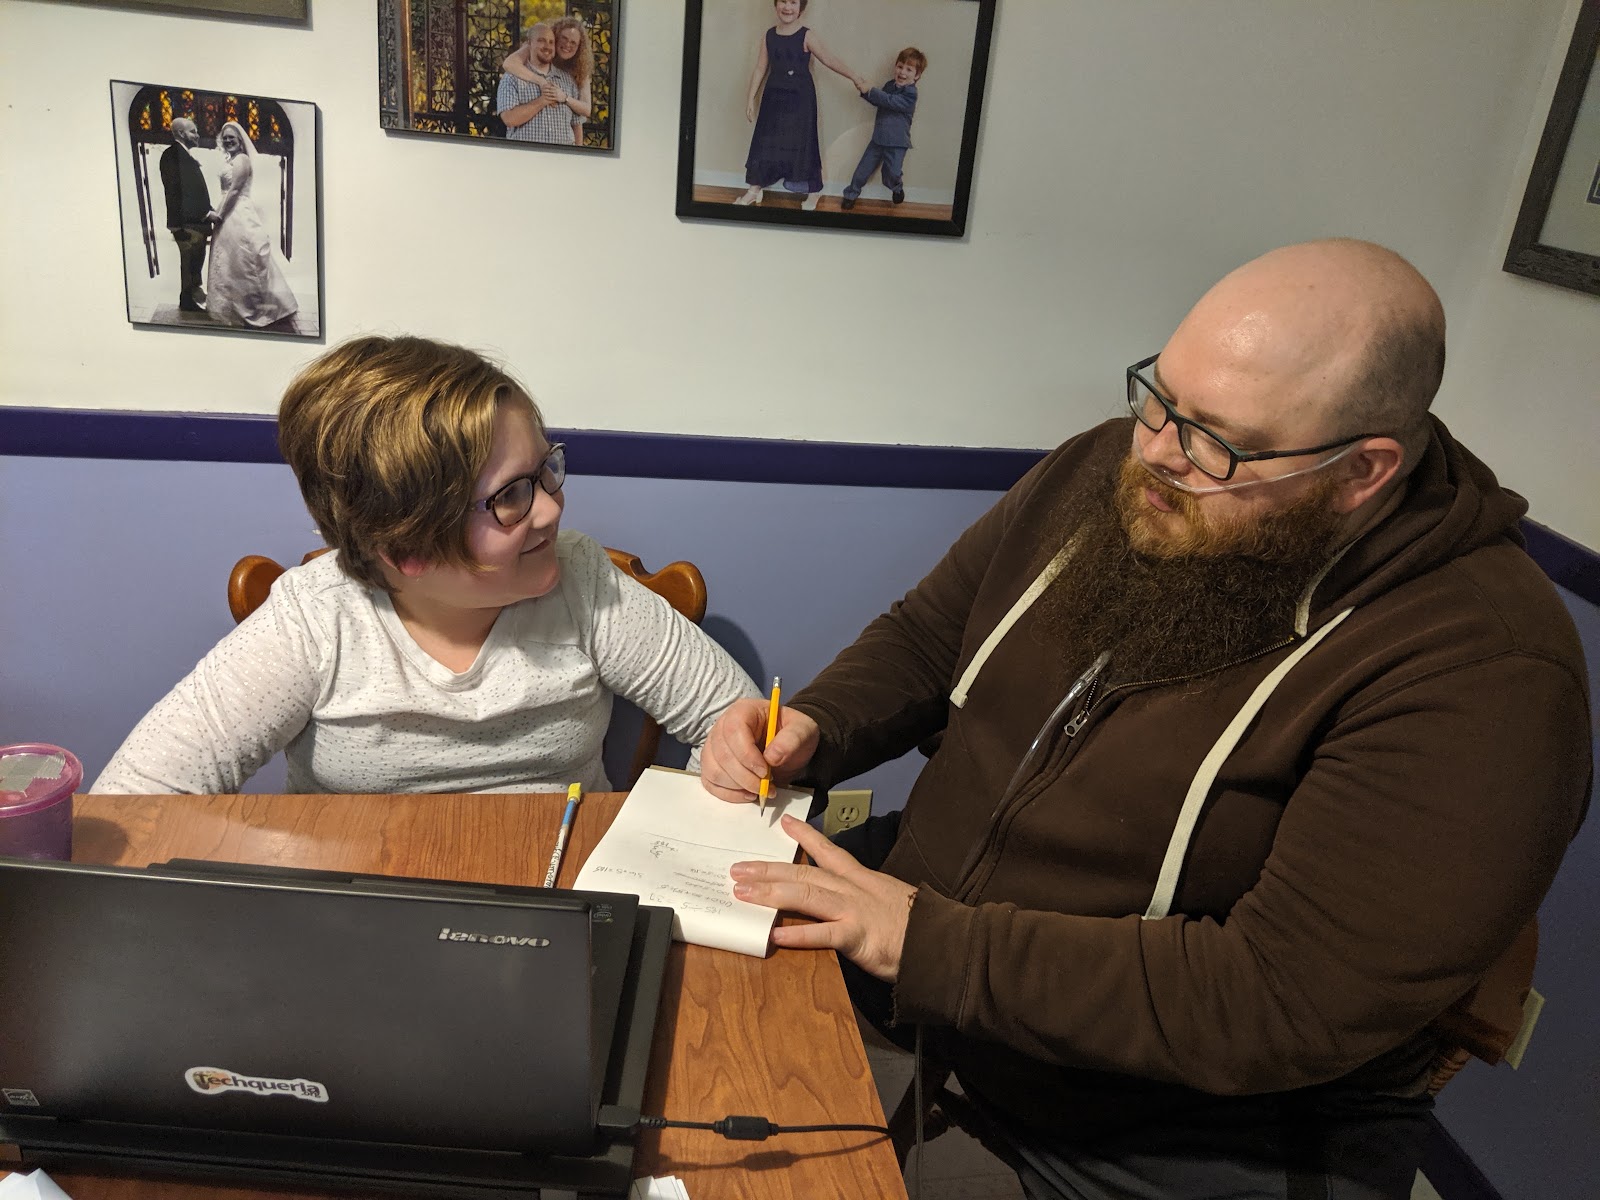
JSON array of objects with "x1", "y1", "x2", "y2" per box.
[
  {"x1": 1127, "y1": 355, "x2": 1378, "y2": 482},
  {"x1": 469, "y1": 443, "x2": 566, "y2": 527}
]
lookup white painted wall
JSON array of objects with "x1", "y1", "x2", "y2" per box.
[{"x1": 2, "y1": 0, "x2": 1596, "y2": 543}]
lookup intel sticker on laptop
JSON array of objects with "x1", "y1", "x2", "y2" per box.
[{"x1": 186, "y1": 1066, "x2": 328, "y2": 1102}]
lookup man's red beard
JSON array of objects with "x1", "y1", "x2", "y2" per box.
[
  {"x1": 1114, "y1": 453, "x2": 1345, "y2": 563},
  {"x1": 1029, "y1": 454, "x2": 1348, "y2": 684}
]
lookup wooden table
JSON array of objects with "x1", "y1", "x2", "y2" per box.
[{"x1": 0, "y1": 793, "x2": 908, "y2": 1200}]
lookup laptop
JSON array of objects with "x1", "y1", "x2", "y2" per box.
[{"x1": 0, "y1": 856, "x2": 674, "y2": 1198}]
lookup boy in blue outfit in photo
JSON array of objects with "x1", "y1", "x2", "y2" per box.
[{"x1": 841, "y1": 47, "x2": 926, "y2": 211}]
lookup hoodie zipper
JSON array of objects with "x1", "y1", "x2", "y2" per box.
[
  {"x1": 1084, "y1": 635, "x2": 1298, "y2": 715},
  {"x1": 952, "y1": 634, "x2": 1300, "y2": 900},
  {"x1": 1062, "y1": 679, "x2": 1100, "y2": 741},
  {"x1": 947, "y1": 653, "x2": 1108, "y2": 890}
]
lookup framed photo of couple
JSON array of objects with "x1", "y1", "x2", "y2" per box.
[
  {"x1": 109, "y1": 79, "x2": 322, "y2": 339},
  {"x1": 676, "y1": 0, "x2": 997, "y2": 236},
  {"x1": 376, "y1": 1, "x2": 621, "y2": 151}
]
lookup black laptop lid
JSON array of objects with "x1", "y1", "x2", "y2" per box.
[
  {"x1": 0, "y1": 858, "x2": 637, "y2": 1157},
  {"x1": 153, "y1": 857, "x2": 640, "y2": 1110}
]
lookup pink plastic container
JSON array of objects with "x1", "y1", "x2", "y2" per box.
[{"x1": 0, "y1": 744, "x2": 82, "y2": 861}]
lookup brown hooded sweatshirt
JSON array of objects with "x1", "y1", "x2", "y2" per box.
[{"x1": 791, "y1": 416, "x2": 1590, "y2": 1139}]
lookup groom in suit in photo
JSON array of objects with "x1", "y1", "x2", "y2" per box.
[{"x1": 159, "y1": 117, "x2": 213, "y2": 313}]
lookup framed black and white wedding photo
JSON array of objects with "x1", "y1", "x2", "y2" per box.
[
  {"x1": 110, "y1": 80, "x2": 322, "y2": 338},
  {"x1": 377, "y1": 1, "x2": 622, "y2": 150},
  {"x1": 676, "y1": 0, "x2": 996, "y2": 236}
]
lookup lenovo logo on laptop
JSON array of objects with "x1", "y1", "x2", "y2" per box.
[
  {"x1": 437, "y1": 926, "x2": 551, "y2": 947},
  {"x1": 186, "y1": 1067, "x2": 329, "y2": 1102}
]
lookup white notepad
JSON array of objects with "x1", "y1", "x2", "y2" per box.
[
  {"x1": 630, "y1": 1175, "x2": 691, "y2": 1200},
  {"x1": 575, "y1": 767, "x2": 809, "y2": 956},
  {"x1": 0, "y1": 1169, "x2": 74, "y2": 1199}
]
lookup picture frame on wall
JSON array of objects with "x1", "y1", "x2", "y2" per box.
[
  {"x1": 676, "y1": 0, "x2": 996, "y2": 236},
  {"x1": 377, "y1": 1, "x2": 622, "y2": 150},
  {"x1": 109, "y1": 79, "x2": 322, "y2": 338},
  {"x1": 1503, "y1": 0, "x2": 1600, "y2": 298},
  {"x1": 100, "y1": 0, "x2": 308, "y2": 17}
]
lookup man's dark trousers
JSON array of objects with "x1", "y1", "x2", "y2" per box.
[
  {"x1": 829, "y1": 810, "x2": 1431, "y2": 1200},
  {"x1": 168, "y1": 225, "x2": 210, "y2": 310}
]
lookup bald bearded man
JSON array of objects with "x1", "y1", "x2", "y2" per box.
[
  {"x1": 701, "y1": 240, "x2": 1591, "y2": 1198},
  {"x1": 159, "y1": 117, "x2": 213, "y2": 312}
]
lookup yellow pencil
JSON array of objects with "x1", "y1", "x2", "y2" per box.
[{"x1": 759, "y1": 676, "x2": 781, "y2": 814}]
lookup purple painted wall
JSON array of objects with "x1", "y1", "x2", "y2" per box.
[{"x1": 0, "y1": 454, "x2": 1001, "y2": 806}]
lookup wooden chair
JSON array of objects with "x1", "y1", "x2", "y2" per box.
[
  {"x1": 1423, "y1": 917, "x2": 1539, "y2": 1093},
  {"x1": 226, "y1": 550, "x2": 324, "y2": 623},
  {"x1": 887, "y1": 917, "x2": 1540, "y2": 1169},
  {"x1": 602, "y1": 548, "x2": 708, "y2": 787},
  {"x1": 225, "y1": 546, "x2": 708, "y2": 787}
]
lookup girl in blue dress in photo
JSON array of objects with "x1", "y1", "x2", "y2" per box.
[{"x1": 736, "y1": 0, "x2": 865, "y2": 210}]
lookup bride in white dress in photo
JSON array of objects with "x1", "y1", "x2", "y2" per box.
[{"x1": 206, "y1": 121, "x2": 299, "y2": 329}]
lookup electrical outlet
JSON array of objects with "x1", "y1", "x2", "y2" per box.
[{"x1": 824, "y1": 789, "x2": 872, "y2": 838}]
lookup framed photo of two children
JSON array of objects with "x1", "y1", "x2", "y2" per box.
[{"x1": 676, "y1": 0, "x2": 996, "y2": 236}]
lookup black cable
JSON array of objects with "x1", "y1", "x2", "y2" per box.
[
  {"x1": 635, "y1": 1114, "x2": 889, "y2": 1141},
  {"x1": 913, "y1": 1022, "x2": 925, "y2": 1200}
]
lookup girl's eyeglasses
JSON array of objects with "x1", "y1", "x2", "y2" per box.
[{"x1": 469, "y1": 443, "x2": 566, "y2": 527}]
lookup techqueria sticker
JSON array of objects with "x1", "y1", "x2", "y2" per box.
[{"x1": 185, "y1": 1066, "x2": 328, "y2": 1102}]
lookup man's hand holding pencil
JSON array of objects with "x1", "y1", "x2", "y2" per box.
[{"x1": 699, "y1": 696, "x2": 820, "y2": 805}]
